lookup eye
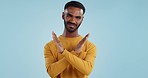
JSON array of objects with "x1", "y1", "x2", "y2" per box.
[
  {"x1": 76, "y1": 16, "x2": 81, "y2": 19},
  {"x1": 67, "y1": 14, "x2": 72, "y2": 17}
]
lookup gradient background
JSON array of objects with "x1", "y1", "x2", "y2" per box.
[{"x1": 0, "y1": 0, "x2": 148, "y2": 78}]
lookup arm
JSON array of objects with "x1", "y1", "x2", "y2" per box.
[
  {"x1": 44, "y1": 45, "x2": 69, "y2": 78},
  {"x1": 51, "y1": 32, "x2": 96, "y2": 75},
  {"x1": 62, "y1": 43, "x2": 96, "y2": 75}
]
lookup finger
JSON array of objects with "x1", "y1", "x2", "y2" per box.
[
  {"x1": 82, "y1": 33, "x2": 90, "y2": 43},
  {"x1": 78, "y1": 33, "x2": 90, "y2": 46},
  {"x1": 52, "y1": 31, "x2": 60, "y2": 43},
  {"x1": 84, "y1": 33, "x2": 90, "y2": 39},
  {"x1": 52, "y1": 31, "x2": 56, "y2": 40}
]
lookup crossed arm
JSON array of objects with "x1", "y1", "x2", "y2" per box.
[{"x1": 44, "y1": 32, "x2": 96, "y2": 77}]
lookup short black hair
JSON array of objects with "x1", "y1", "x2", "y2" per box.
[{"x1": 64, "y1": 1, "x2": 85, "y2": 14}]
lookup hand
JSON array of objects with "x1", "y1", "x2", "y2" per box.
[
  {"x1": 52, "y1": 31, "x2": 64, "y2": 53},
  {"x1": 74, "y1": 33, "x2": 90, "y2": 54}
]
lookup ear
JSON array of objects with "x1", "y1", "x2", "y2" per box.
[
  {"x1": 82, "y1": 15, "x2": 84, "y2": 19},
  {"x1": 62, "y1": 12, "x2": 64, "y2": 20},
  {"x1": 81, "y1": 16, "x2": 84, "y2": 21}
]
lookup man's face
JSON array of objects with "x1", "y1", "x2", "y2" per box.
[{"x1": 62, "y1": 7, "x2": 84, "y2": 33}]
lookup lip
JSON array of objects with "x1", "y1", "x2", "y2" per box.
[{"x1": 67, "y1": 23, "x2": 76, "y2": 29}]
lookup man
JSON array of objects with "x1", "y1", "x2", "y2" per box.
[{"x1": 44, "y1": 1, "x2": 96, "y2": 78}]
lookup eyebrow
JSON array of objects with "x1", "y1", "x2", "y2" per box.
[
  {"x1": 67, "y1": 13, "x2": 82, "y2": 18},
  {"x1": 67, "y1": 13, "x2": 73, "y2": 17}
]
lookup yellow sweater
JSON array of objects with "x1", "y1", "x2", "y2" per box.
[{"x1": 44, "y1": 35, "x2": 96, "y2": 78}]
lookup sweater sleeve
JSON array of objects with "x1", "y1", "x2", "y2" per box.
[
  {"x1": 62, "y1": 43, "x2": 96, "y2": 75},
  {"x1": 44, "y1": 44, "x2": 69, "y2": 78}
]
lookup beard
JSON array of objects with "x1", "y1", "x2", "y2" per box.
[{"x1": 64, "y1": 20, "x2": 82, "y2": 33}]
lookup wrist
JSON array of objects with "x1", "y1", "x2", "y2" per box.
[{"x1": 59, "y1": 49, "x2": 64, "y2": 54}]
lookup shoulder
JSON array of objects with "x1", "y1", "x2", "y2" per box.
[
  {"x1": 44, "y1": 40, "x2": 55, "y2": 50},
  {"x1": 86, "y1": 40, "x2": 96, "y2": 48},
  {"x1": 84, "y1": 40, "x2": 97, "y2": 56},
  {"x1": 86, "y1": 40, "x2": 96, "y2": 51},
  {"x1": 44, "y1": 35, "x2": 62, "y2": 48}
]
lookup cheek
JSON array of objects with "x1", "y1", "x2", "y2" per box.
[
  {"x1": 64, "y1": 18, "x2": 68, "y2": 23},
  {"x1": 65, "y1": 17, "x2": 71, "y2": 21},
  {"x1": 77, "y1": 20, "x2": 82, "y2": 24}
]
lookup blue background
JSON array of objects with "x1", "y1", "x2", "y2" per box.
[{"x1": 0, "y1": 0, "x2": 148, "y2": 78}]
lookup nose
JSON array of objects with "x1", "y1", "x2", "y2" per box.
[{"x1": 69, "y1": 17, "x2": 76, "y2": 24}]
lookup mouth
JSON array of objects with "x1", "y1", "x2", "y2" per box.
[{"x1": 67, "y1": 23, "x2": 77, "y2": 29}]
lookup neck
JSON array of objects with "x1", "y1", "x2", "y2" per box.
[{"x1": 62, "y1": 29, "x2": 79, "y2": 38}]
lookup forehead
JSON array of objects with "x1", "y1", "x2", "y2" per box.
[{"x1": 64, "y1": 7, "x2": 83, "y2": 16}]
